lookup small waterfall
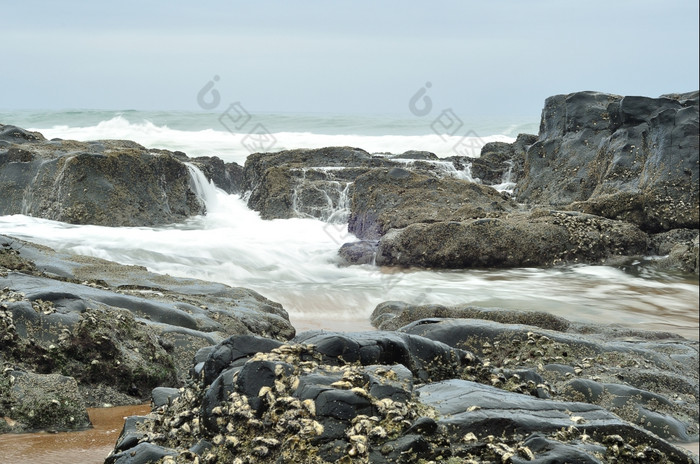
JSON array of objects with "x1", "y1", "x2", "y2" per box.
[
  {"x1": 290, "y1": 167, "x2": 353, "y2": 223},
  {"x1": 390, "y1": 158, "x2": 475, "y2": 182},
  {"x1": 491, "y1": 160, "x2": 516, "y2": 194},
  {"x1": 186, "y1": 163, "x2": 220, "y2": 211}
]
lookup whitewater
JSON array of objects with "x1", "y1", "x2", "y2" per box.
[{"x1": 0, "y1": 112, "x2": 697, "y2": 339}]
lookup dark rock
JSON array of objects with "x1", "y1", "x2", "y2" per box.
[
  {"x1": 392, "y1": 150, "x2": 439, "y2": 160},
  {"x1": 292, "y1": 330, "x2": 478, "y2": 382},
  {"x1": 0, "y1": 132, "x2": 204, "y2": 226},
  {"x1": 337, "y1": 240, "x2": 378, "y2": 265},
  {"x1": 0, "y1": 369, "x2": 90, "y2": 432},
  {"x1": 516, "y1": 91, "x2": 699, "y2": 232},
  {"x1": 469, "y1": 133, "x2": 537, "y2": 185},
  {"x1": 349, "y1": 168, "x2": 513, "y2": 240},
  {"x1": 400, "y1": 317, "x2": 699, "y2": 442},
  {"x1": 202, "y1": 335, "x2": 284, "y2": 386},
  {"x1": 151, "y1": 387, "x2": 180, "y2": 408},
  {"x1": 0, "y1": 124, "x2": 46, "y2": 144},
  {"x1": 0, "y1": 235, "x2": 295, "y2": 432},
  {"x1": 418, "y1": 379, "x2": 695, "y2": 463},
  {"x1": 371, "y1": 300, "x2": 571, "y2": 332},
  {"x1": 243, "y1": 146, "x2": 391, "y2": 220},
  {"x1": 375, "y1": 210, "x2": 648, "y2": 268},
  {"x1": 190, "y1": 155, "x2": 244, "y2": 194},
  {"x1": 104, "y1": 442, "x2": 177, "y2": 464},
  {"x1": 105, "y1": 324, "x2": 697, "y2": 463}
]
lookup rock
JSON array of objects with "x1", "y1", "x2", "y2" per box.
[
  {"x1": 106, "y1": 327, "x2": 697, "y2": 463},
  {"x1": 0, "y1": 130, "x2": 205, "y2": 226},
  {"x1": 104, "y1": 442, "x2": 177, "y2": 464},
  {"x1": 243, "y1": 147, "x2": 392, "y2": 220},
  {"x1": 656, "y1": 235, "x2": 700, "y2": 274},
  {"x1": 375, "y1": 210, "x2": 648, "y2": 268},
  {"x1": 0, "y1": 235, "x2": 295, "y2": 432},
  {"x1": 0, "y1": 369, "x2": 90, "y2": 433},
  {"x1": 418, "y1": 379, "x2": 694, "y2": 463},
  {"x1": 349, "y1": 168, "x2": 513, "y2": 240},
  {"x1": 242, "y1": 147, "x2": 482, "y2": 222},
  {"x1": 337, "y1": 240, "x2": 378, "y2": 265},
  {"x1": 469, "y1": 133, "x2": 537, "y2": 185},
  {"x1": 399, "y1": 317, "x2": 699, "y2": 443},
  {"x1": 516, "y1": 91, "x2": 699, "y2": 232},
  {"x1": 190, "y1": 156, "x2": 244, "y2": 194},
  {"x1": 371, "y1": 301, "x2": 571, "y2": 332},
  {"x1": 0, "y1": 124, "x2": 46, "y2": 145}
]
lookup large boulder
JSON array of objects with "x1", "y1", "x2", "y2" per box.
[
  {"x1": 375, "y1": 210, "x2": 648, "y2": 268},
  {"x1": 0, "y1": 126, "x2": 205, "y2": 226},
  {"x1": 348, "y1": 167, "x2": 513, "y2": 240},
  {"x1": 516, "y1": 91, "x2": 699, "y2": 232}
]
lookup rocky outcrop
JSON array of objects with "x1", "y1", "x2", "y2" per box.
[
  {"x1": 375, "y1": 210, "x2": 649, "y2": 268},
  {"x1": 189, "y1": 156, "x2": 244, "y2": 195},
  {"x1": 0, "y1": 125, "x2": 207, "y2": 226},
  {"x1": 468, "y1": 133, "x2": 537, "y2": 185},
  {"x1": 242, "y1": 147, "x2": 496, "y2": 222},
  {"x1": 516, "y1": 91, "x2": 699, "y2": 232},
  {"x1": 0, "y1": 235, "x2": 295, "y2": 433},
  {"x1": 348, "y1": 167, "x2": 514, "y2": 240},
  {"x1": 106, "y1": 324, "x2": 697, "y2": 463},
  {"x1": 243, "y1": 147, "x2": 395, "y2": 220}
]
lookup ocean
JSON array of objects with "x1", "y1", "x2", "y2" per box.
[{"x1": 0, "y1": 110, "x2": 698, "y2": 339}]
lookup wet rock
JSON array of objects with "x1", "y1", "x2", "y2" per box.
[
  {"x1": 375, "y1": 210, "x2": 648, "y2": 268},
  {"x1": 0, "y1": 369, "x2": 90, "y2": 433},
  {"x1": 0, "y1": 130, "x2": 204, "y2": 226},
  {"x1": 371, "y1": 301, "x2": 572, "y2": 332},
  {"x1": 243, "y1": 147, "x2": 393, "y2": 220},
  {"x1": 349, "y1": 168, "x2": 513, "y2": 240},
  {"x1": 106, "y1": 328, "x2": 697, "y2": 463},
  {"x1": 104, "y1": 442, "x2": 177, "y2": 464},
  {"x1": 0, "y1": 235, "x2": 295, "y2": 433},
  {"x1": 469, "y1": 133, "x2": 537, "y2": 185},
  {"x1": 338, "y1": 240, "x2": 378, "y2": 265},
  {"x1": 400, "y1": 317, "x2": 699, "y2": 443},
  {"x1": 190, "y1": 155, "x2": 244, "y2": 194},
  {"x1": 516, "y1": 91, "x2": 699, "y2": 232}
]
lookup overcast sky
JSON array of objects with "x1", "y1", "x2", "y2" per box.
[{"x1": 2, "y1": 1, "x2": 698, "y2": 119}]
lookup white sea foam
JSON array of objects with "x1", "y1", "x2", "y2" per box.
[
  {"x1": 1, "y1": 116, "x2": 696, "y2": 338},
  {"x1": 1, "y1": 164, "x2": 697, "y2": 338},
  {"x1": 29, "y1": 116, "x2": 515, "y2": 165}
]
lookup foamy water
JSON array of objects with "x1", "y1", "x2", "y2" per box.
[{"x1": 1, "y1": 167, "x2": 697, "y2": 339}]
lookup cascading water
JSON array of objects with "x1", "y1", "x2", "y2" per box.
[{"x1": 2, "y1": 163, "x2": 696, "y2": 338}]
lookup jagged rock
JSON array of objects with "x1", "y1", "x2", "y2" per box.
[
  {"x1": 516, "y1": 91, "x2": 699, "y2": 232},
  {"x1": 106, "y1": 328, "x2": 697, "y2": 463},
  {"x1": 0, "y1": 129, "x2": 204, "y2": 226},
  {"x1": 375, "y1": 210, "x2": 648, "y2": 268},
  {"x1": 0, "y1": 235, "x2": 295, "y2": 433},
  {"x1": 349, "y1": 168, "x2": 513, "y2": 240},
  {"x1": 469, "y1": 133, "x2": 537, "y2": 185},
  {"x1": 190, "y1": 155, "x2": 244, "y2": 194}
]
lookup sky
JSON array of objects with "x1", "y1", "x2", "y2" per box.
[{"x1": 2, "y1": 1, "x2": 698, "y2": 120}]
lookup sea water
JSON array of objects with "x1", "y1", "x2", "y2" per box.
[{"x1": 0, "y1": 111, "x2": 697, "y2": 340}]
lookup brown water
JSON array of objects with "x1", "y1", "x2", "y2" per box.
[{"x1": 0, "y1": 404, "x2": 150, "y2": 464}]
